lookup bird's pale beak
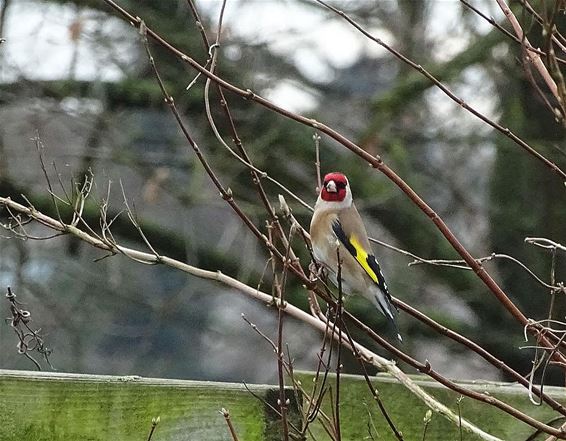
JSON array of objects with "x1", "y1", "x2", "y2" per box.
[{"x1": 325, "y1": 180, "x2": 337, "y2": 193}]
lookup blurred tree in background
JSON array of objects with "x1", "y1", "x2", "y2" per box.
[{"x1": 0, "y1": 0, "x2": 564, "y2": 387}]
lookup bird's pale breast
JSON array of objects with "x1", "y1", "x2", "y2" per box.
[{"x1": 310, "y1": 209, "x2": 370, "y2": 295}]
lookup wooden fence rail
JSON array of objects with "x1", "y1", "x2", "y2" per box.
[{"x1": 1, "y1": 369, "x2": 565, "y2": 440}]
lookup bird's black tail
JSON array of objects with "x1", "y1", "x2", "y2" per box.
[{"x1": 372, "y1": 289, "x2": 402, "y2": 343}]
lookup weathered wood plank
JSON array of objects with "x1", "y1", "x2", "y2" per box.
[
  {"x1": 3, "y1": 369, "x2": 566, "y2": 440},
  {"x1": 0, "y1": 369, "x2": 299, "y2": 441}
]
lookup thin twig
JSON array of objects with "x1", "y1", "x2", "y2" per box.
[
  {"x1": 302, "y1": 291, "x2": 333, "y2": 435},
  {"x1": 275, "y1": 221, "x2": 295, "y2": 441},
  {"x1": 146, "y1": 416, "x2": 160, "y2": 441},
  {"x1": 408, "y1": 252, "x2": 562, "y2": 291},
  {"x1": 338, "y1": 314, "x2": 405, "y2": 440},
  {"x1": 221, "y1": 408, "x2": 240, "y2": 441},
  {"x1": 334, "y1": 246, "x2": 343, "y2": 441},
  {"x1": 422, "y1": 410, "x2": 432, "y2": 441},
  {"x1": 457, "y1": 396, "x2": 464, "y2": 441},
  {"x1": 314, "y1": 132, "x2": 322, "y2": 194},
  {"x1": 35, "y1": 135, "x2": 64, "y2": 223}
]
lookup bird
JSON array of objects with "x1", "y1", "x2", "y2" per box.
[{"x1": 309, "y1": 171, "x2": 401, "y2": 341}]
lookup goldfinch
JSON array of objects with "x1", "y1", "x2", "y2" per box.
[{"x1": 309, "y1": 172, "x2": 401, "y2": 341}]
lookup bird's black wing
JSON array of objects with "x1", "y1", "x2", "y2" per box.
[{"x1": 331, "y1": 219, "x2": 392, "y2": 302}]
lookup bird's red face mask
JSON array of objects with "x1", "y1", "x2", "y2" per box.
[{"x1": 320, "y1": 172, "x2": 348, "y2": 202}]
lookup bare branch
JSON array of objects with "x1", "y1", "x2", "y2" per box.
[
  {"x1": 0, "y1": 194, "x2": 505, "y2": 440},
  {"x1": 100, "y1": 1, "x2": 566, "y2": 356}
]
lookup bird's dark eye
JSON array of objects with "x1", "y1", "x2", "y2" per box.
[{"x1": 336, "y1": 182, "x2": 347, "y2": 189}]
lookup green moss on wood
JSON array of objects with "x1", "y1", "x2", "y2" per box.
[
  {"x1": 294, "y1": 371, "x2": 566, "y2": 440},
  {"x1": 0, "y1": 370, "x2": 298, "y2": 441}
]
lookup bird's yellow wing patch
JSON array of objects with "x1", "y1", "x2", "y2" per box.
[
  {"x1": 349, "y1": 236, "x2": 379, "y2": 284},
  {"x1": 331, "y1": 219, "x2": 389, "y2": 294}
]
